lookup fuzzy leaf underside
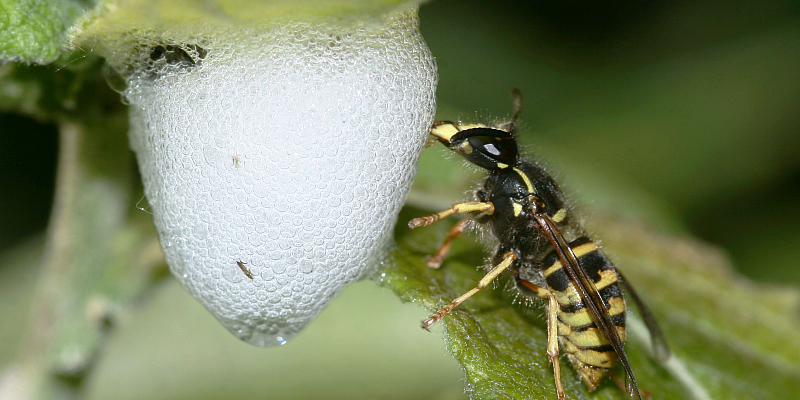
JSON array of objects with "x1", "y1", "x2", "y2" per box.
[
  {"x1": 0, "y1": 0, "x2": 416, "y2": 65},
  {"x1": 0, "y1": 0, "x2": 85, "y2": 64}
]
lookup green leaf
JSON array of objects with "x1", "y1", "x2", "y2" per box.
[
  {"x1": 0, "y1": 0, "x2": 85, "y2": 64},
  {"x1": 69, "y1": 0, "x2": 421, "y2": 69},
  {"x1": 381, "y1": 153, "x2": 800, "y2": 400}
]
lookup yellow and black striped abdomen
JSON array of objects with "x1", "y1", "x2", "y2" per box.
[{"x1": 541, "y1": 236, "x2": 627, "y2": 390}]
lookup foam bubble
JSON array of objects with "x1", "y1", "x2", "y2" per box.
[{"x1": 125, "y1": 8, "x2": 436, "y2": 346}]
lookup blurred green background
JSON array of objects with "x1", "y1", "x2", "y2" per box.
[
  {"x1": 1, "y1": 0, "x2": 799, "y2": 398},
  {"x1": 421, "y1": 0, "x2": 800, "y2": 288}
]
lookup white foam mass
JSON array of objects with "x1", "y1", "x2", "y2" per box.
[{"x1": 125, "y1": 10, "x2": 437, "y2": 346}]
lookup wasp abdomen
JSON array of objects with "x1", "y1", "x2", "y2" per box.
[{"x1": 540, "y1": 236, "x2": 627, "y2": 389}]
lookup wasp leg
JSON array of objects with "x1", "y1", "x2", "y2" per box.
[
  {"x1": 545, "y1": 290, "x2": 566, "y2": 400},
  {"x1": 422, "y1": 251, "x2": 517, "y2": 330},
  {"x1": 519, "y1": 280, "x2": 566, "y2": 400},
  {"x1": 427, "y1": 218, "x2": 471, "y2": 269},
  {"x1": 408, "y1": 202, "x2": 494, "y2": 229}
]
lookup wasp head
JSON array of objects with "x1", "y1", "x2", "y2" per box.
[{"x1": 430, "y1": 123, "x2": 519, "y2": 171}]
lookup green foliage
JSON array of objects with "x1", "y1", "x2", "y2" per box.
[{"x1": 0, "y1": 0, "x2": 85, "y2": 64}]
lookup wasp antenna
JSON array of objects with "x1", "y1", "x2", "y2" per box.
[{"x1": 510, "y1": 88, "x2": 523, "y2": 124}]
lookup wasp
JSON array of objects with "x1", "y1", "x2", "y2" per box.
[{"x1": 409, "y1": 90, "x2": 669, "y2": 399}]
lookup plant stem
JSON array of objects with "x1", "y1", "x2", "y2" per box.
[{"x1": 4, "y1": 106, "x2": 163, "y2": 399}]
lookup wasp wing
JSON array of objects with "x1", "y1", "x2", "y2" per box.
[
  {"x1": 534, "y1": 214, "x2": 642, "y2": 400},
  {"x1": 618, "y1": 271, "x2": 671, "y2": 362}
]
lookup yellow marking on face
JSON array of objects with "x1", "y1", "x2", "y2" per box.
[
  {"x1": 496, "y1": 162, "x2": 508, "y2": 169},
  {"x1": 512, "y1": 167, "x2": 535, "y2": 194},
  {"x1": 431, "y1": 123, "x2": 459, "y2": 142},
  {"x1": 542, "y1": 241, "x2": 599, "y2": 278},
  {"x1": 459, "y1": 141, "x2": 473, "y2": 154},
  {"x1": 513, "y1": 202, "x2": 523, "y2": 217},
  {"x1": 552, "y1": 208, "x2": 567, "y2": 223}
]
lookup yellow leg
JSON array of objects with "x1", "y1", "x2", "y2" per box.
[
  {"x1": 422, "y1": 251, "x2": 517, "y2": 330},
  {"x1": 518, "y1": 280, "x2": 565, "y2": 399},
  {"x1": 408, "y1": 202, "x2": 494, "y2": 229},
  {"x1": 427, "y1": 218, "x2": 471, "y2": 269},
  {"x1": 545, "y1": 291, "x2": 566, "y2": 400}
]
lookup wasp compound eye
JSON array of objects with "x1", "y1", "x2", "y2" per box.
[{"x1": 450, "y1": 127, "x2": 518, "y2": 170}]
